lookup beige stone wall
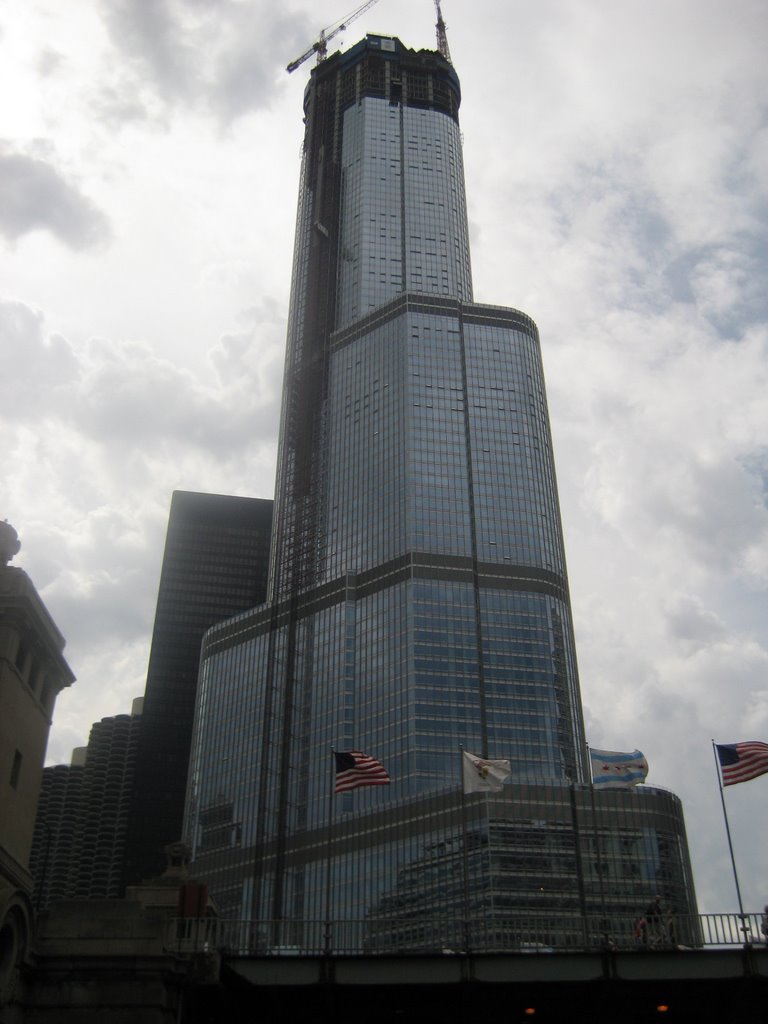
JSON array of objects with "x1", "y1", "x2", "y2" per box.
[
  {"x1": 0, "y1": 568, "x2": 74, "y2": 875},
  {"x1": 11, "y1": 900, "x2": 213, "y2": 1023},
  {"x1": 0, "y1": 641, "x2": 51, "y2": 870}
]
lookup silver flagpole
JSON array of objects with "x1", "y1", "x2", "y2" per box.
[
  {"x1": 458, "y1": 745, "x2": 471, "y2": 953},
  {"x1": 586, "y1": 745, "x2": 609, "y2": 942},
  {"x1": 568, "y1": 781, "x2": 588, "y2": 924},
  {"x1": 324, "y1": 748, "x2": 336, "y2": 954},
  {"x1": 712, "y1": 740, "x2": 747, "y2": 930}
]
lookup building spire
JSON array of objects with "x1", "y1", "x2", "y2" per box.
[{"x1": 434, "y1": 0, "x2": 452, "y2": 63}]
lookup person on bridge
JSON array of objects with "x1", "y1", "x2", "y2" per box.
[{"x1": 644, "y1": 894, "x2": 668, "y2": 948}]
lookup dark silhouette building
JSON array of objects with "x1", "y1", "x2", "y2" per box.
[{"x1": 123, "y1": 491, "x2": 272, "y2": 888}]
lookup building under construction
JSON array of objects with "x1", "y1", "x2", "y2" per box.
[{"x1": 183, "y1": 32, "x2": 697, "y2": 946}]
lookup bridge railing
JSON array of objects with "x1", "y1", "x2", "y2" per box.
[{"x1": 165, "y1": 912, "x2": 766, "y2": 955}]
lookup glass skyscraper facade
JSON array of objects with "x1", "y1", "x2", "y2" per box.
[{"x1": 184, "y1": 36, "x2": 696, "y2": 944}]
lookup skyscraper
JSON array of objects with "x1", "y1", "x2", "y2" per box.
[
  {"x1": 185, "y1": 36, "x2": 696, "y2": 941},
  {"x1": 30, "y1": 698, "x2": 143, "y2": 908},
  {"x1": 123, "y1": 491, "x2": 272, "y2": 888}
]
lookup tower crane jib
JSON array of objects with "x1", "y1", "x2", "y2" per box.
[{"x1": 286, "y1": 0, "x2": 383, "y2": 74}]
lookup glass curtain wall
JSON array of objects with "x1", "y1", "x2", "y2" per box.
[{"x1": 184, "y1": 36, "x2": 697, "y2": 943}]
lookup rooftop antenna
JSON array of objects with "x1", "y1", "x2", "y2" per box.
[{"x1": 434, "y1": 0, "x2": 452, "y2": 63}]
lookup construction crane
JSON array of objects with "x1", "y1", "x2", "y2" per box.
[
  {"x1": 286, "y1": 0, "x2": 382, "y2": 74},
  {"x1": 434, "y1": 0, "x2": 452, "y2": 63}
]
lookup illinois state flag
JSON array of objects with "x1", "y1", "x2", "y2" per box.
[
  {"x1": 716, "y1": 741, "x2": 768, "y2": 786},
  {"x1": 462, "y1": 750, "x2": 512, "y2": 793},
  {"x1": 590, "y1": 748, "x2": 648, "y2": 789}
]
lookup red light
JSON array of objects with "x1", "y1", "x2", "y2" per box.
[
  {"x1": 524, "y1": 1010, "x2": 536, "y2": 1017},
  {"x1": 656, "y1": 1005, "x2": 670, "y2": 1014}
]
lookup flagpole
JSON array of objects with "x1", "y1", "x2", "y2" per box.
[
  {"x1": 712, "y1": 740, "x2": 746, "y2": 926},
  {"x1": 568, "y1": 782, "x2": 588, "y2": 922},
  {"x1": 324, "y1": 748, "x2": 336, "y2": 954},
  {"x1": 586, "y1": 745, "x2": 608, "y2": 940},
  {"x1": 458, "y1": 745, "x2": 471, "y2": 954}
]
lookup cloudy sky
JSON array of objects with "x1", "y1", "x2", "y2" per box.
[{"x1": 2, "y1": 0, "x2": 767, "y2": 916}]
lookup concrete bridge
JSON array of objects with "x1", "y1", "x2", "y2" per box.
[
  {"x1": 11, "y1": 904, "x2": 768, "y2": 1023},
  {"x1": 204, "y1": 945, "x2": 768, "y2": 1023}
]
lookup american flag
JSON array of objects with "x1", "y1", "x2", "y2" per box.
[
  {"x1": 716, "y1": 741, "x2": 768, "y2": 786},
  {"x1": 334, "y1": 750, "x2": 390, "y2": 793}
]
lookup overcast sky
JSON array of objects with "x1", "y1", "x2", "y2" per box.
[{"x1": 2, "y1": 0, "x2": 767, "y2": 917}]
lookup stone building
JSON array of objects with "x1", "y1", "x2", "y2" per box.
[{"x1": 0, "y1": 521, "x2": 74, "y2": 1011}]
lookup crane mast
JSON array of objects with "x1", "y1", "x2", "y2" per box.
[{"x1": 434, "y1": 0, "x2": 452, "y2": 63}]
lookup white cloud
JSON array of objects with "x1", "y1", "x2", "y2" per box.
[
  {"x1": 664, "y1": 595, "x2": 728, "y2": 653},
  {"x1": 0, "y1": 148, "x2": 111, "y2": 248},
  {"x1": 0, "y1": 300, "x2": 79, "y2": 414},
  {"x1": 95, "y1": 0, "x2": 309, "y2": 126}
]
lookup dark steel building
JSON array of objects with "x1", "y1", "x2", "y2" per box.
[
  {"x1": 122, "y1": 491, "x2": 272, "y2": 887},
  {"x1": 183, "y1": 36, "x2": 697, "y2": 943}
]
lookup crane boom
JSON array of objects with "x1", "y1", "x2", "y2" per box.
[{"x1": 287, "y1": 0, "x2": 382, "y2": 74}]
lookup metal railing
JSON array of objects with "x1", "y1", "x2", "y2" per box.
[{"x1": 165, "y1": 912, "x2": 766, "y2": 956}]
